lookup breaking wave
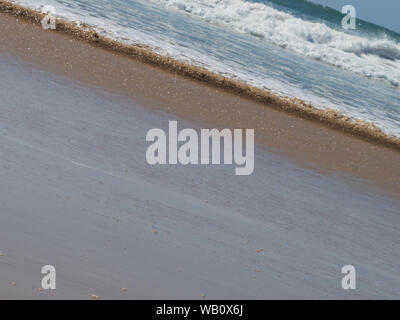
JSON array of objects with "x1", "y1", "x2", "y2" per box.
[{"x1": 151, "y1": 0, "x2": 400, "y2": 87}]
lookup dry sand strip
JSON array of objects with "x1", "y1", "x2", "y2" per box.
[
  {"x1": 0, "y1": 11, "x2": 399, "y2": 194},
  {"x1": 1, "y1": 0, "x2": 399, "y2": 150}
]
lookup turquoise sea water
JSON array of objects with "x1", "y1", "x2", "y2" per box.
[{"x1": 12, "y1": 0, "x2": 400, "y2": 136}]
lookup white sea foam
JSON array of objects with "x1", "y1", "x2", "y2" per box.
[
  {"x1": 9, "y1": 0, "x2": 400, "y2": 136},
  {"x1": 151, "y1": 0, "x2": 400, "y2": 87}
]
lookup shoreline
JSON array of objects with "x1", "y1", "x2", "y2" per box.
[
  {"x1": 1, "y1": 0, "x2": 400, "y2": 150},
  {"x1": 1, "y1": 7, "x2": 400, "y2": 193},
  {"x1": 1, "y1": 1, "x2": 400, "y2": 301}
]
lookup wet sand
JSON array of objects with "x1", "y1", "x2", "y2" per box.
[
  {"x1": 0, "y1": 12, "x2": 399, "y2": 193},
  {"x1": 1, "y1": 52, "x2": 399, "y2": 299},
  {"x1": 1, "y1": 0, "x2": 399, "y2": 149},
  {"x1": 0, "y1": 10, "x2": 400, "y2": 299}
]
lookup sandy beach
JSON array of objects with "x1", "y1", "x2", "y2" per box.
[
  {"x1": 0, "y1": 5, "x2": 399, "y2": 299},
  {"x1": 1, "y1": 11, "x2": 399, "y2": 193}
]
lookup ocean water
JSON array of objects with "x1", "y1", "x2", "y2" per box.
[{"x1": 12, "y1": 0, "x2": 400, "y2": 136}]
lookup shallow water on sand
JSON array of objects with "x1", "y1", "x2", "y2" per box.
[{"x1": 0, "y1": 54, "x2": 399, "y2": 298}]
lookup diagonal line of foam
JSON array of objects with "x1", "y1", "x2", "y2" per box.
[{"x1": 1, "y1": 0, "x2": 399, "y2": 150}]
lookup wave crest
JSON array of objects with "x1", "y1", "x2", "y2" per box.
[{"x1": 152, "y1": 0, "x2": 400, "y2": 87}]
